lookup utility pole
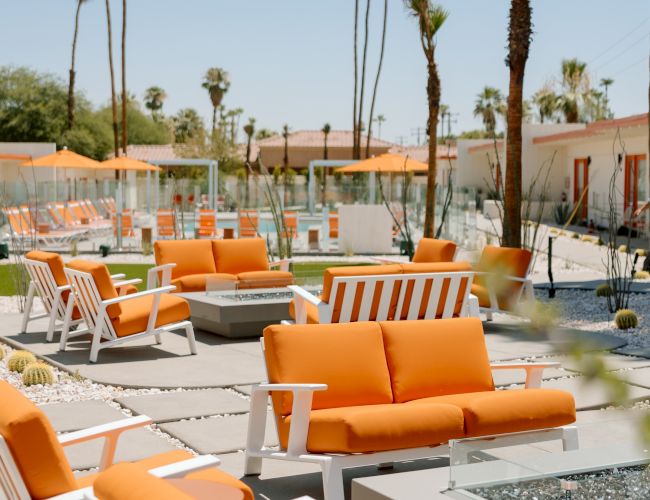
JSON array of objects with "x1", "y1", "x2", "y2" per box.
[
  {"x1": 410, "y1": 126, "x2": 426, "y2": 146},
  {"x1": 396, "y1": 135, "x2": 407, "y2": 146}
]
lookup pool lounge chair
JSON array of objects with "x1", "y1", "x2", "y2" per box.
[
  {"x1": 2, "y1": 207, "x2": 83, "y2": 247},
  {"x1": 196, "y1": 208, "x2": 222, "y2": 238},
  {"x1": 156, "y1": 209, "x2": 178, "y2": 239},
  {"x1": 239, "y1": 210, "x2": 259, "y2": 238}
]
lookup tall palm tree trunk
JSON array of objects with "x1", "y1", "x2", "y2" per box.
[
  {"x1": 322, "y1": 134, "x2": 329, "y2": 206},
  {"x1": 503, "y1": 0, "x2": 532, "y2": 248},
  {"x1": 365, "y1": 0, "x2": 387, "y2": 158},
  {"x1": 105, "y1": 0, "x2": 120, "y2": 163},
  {"x1": 356, "y1": 0, "x2": 371, "y2": 160},
  {"x1": 424, "y1": 62, "x2": 440, "y2": 238},
  {"x1": 120, "y1": 0, "x2": 128, "y2": 155},
  {"x1": 67, "y1": 0, "x2": 83, "y2": 131},
  {"x1": 352, "y1": 0, "x2": 359, "y2": 159}
]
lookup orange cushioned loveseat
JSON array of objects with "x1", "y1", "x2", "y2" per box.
[
  {"x1": 244, "y1": 318, "x2": 578, "y2": 499},
  {"x1": 153, "y1": 237, "x2": 293, "y2": 292}
]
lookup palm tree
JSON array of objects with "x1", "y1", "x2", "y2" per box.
[
  {"x1": 353, "y1": 0, "x2": 359, "y2": 159},
  {"x1": 405, "y1": 0, "x2": 448, "y2": 238},
  {"x1": 600, "y1": 77, "x2": 614, "y2": 119},
  {"x1": 473, "y1": 86, "x2": 505, "y2": 135},
  {"x1": 532, "y1": 85, "x2": 558, "y2": 123},
  {"x1": 144, "y1": 86, "x2": 167, "y2": 120},
  {"x1": 243, "y1": 117, "x2": 256, "y2": 207},
  {"x1": 282, "y1": 124, "x2": 290, "y2": 205},
  {"x1": 558, "y1": 58, "x2": 590, "y2": 123},
  {"x1": 67, "y1": 0, "x2": 87, "y2": 130},
  {"x1": 321, "y1": 123, "x2": 331, "y2": 206},
  {"x1": 503, "y1": 0, "x2": 533, "y2": 249},
  {"x1": 366, "y1": 0, "x2": 388, "y2": 158},
  {"x1": 226, "y1": 107, "x2": 244, "y2": 143},
  {"x1": 120, "y1": 0, "x2": 127, "y2": 154},
  {"x1": 104, "y1": 0, "x2": 119, "y2": 159},
  {"x1": 374, "y1": 114, "x2": 386, "y2": 138},
  {"x1": 202, "y1": 67, "x2": 230, "y2": 135},
  {"x1": 356, "y1": 0, "x2": 371, "y2": 159},
  {"x1": 173, "y1": 108, "x2": 203, "y2": 143}
]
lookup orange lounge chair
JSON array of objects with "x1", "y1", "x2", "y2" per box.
[
  {"x1": 245, "y1": 318, "x2": 578, "y2": 500},
  {"x1": 280, "y1": 211, "x2": 298, "y2": 239},
  {"x1": 156, "y1": 209, "x2": 178, "y2": 239},
  {"x1": 112, "y1": 211, "x2": 136, "y2": 239},
  {"x1": 195, "y1": 209, "x2": 221, "y2": 239},
  {"x1": 375, "y1": 237, "x2": 458, "y2": 264},
  {"x1": 328, "y1": 211, "x2": 338, "y2": 239},
  {"x1": 0, "y1": 381, "x2": 252, "y2": 500},
  {"x1": 3, "y1": 207, "x2": 82, "y2": 247},
  {"x1": 239, "y1": 210, "x2": 258, "y2": 238},
  {"x1": 64, "y1": 260, "x2": 195, "y2": 362}
]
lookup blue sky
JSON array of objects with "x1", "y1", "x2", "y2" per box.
[{"x1": 1, "y1": 0, "x2": 648, "y2": 145}]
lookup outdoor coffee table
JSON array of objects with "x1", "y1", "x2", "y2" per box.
[{"x1": 177, "y1": 286, "x2": 321, "y2": 338}]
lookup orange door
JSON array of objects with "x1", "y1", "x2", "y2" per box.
[
  {"x1": 573, "y1": 158, "x2": 589, "y2": 222},
  {"x1": 625, "y1": 154, "x2": 647, "y2": 225}
]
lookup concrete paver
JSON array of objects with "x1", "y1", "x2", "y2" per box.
[
  {"x1": 159, "y1": 413, "x2": 278, "y2": 455},
  {"x1": 491, "y1": 366, "x2": 569, "y2": 387},
  {"x1": 40, "y1": 400, "x2": 126, "y2": 433},
  {"x1": 234, "y1": 385, "x2": 253, "y2": 396},
  {"x1": 562, "y1": 353, "x2": 650, "y2": 373},
  {"x1": 620, "y1": 366, "x2": 650, "y2": 390},
  {"x1": 116, "y1": 389, "x2": 249, "y2": 423}
]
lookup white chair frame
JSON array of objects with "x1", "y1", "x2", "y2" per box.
[
  {"x1": 0, "y1": 414, "x2": 220, "y2": 500},
  {"x1": 289, "y1": 271, "x2": 479, "y2": 324},
  {"x1": 474, "y1": 260, "x2": 535, "y2": 321},
  {"x1": 245, "y1": 348, "x2": 579, "y2": 500},
  {"x1": 63, "y1": 267, "x2": 197, "y2": 363}
]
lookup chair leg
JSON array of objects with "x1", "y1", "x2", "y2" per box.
[
  {"x1": 21, "y1": 282, "x2": 35, "y2": 334},
  {"x1": 321, "y1": 460, "x2": 344, "y2": 500},
  {"x1": 185, "y1": 323, "x2": 197, "y2": 355},
  {"x1": 562, "y1": 426, "x2": 579, "y2": 451},
  {"x1": 59, "y1": 298, "x2": 76, "y2": 352},
  {"x1": 154, "y1": 333, "x2": 162, "y2": 345},
  {"x1": 485, "y1": 310, "x2": 493, "y2": 322},
  {"x1": 89, "y1": 329, "x2": 103, "y2": 363},
  {"x1": 244, "y1": 455, "x2": 263, "y2": 476}
]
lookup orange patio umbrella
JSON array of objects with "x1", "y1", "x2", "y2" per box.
[
  {"x1": 100, "y1": 156, "x2": 161, "y2": 172},
  {"x1": 336, "y1": 153, "x2": 428, "y2": 173}
]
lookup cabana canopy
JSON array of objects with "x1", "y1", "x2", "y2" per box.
[{"x1": 336, "y1": 153, "x2": 427, "y2": 173}]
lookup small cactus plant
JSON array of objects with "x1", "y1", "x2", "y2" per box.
[
  {"x1": 595, "y1": 283, "x2": 613, "y2": 298},
  {"x1": 615, "y1": 309, "x2": 638, "y2": 330},
  {"x1": 0, "y1": 345, "x2": 5, "y2": 361},
  {"x1": 634, "y1": 270, "x2": 650, "y2": 280},
  {"x1": 635, "y1": 248, "x2": 647, "y2": 257},
  {"x1": 571, "y1": 232, "x2": 580, "y2": 239},
  {"x1": 7, "y1": 351, "x2": 36, "y2": 373},
  {"x1": 21, "y1": 362, "x2": 55, "y2": 386},
  {"x1": 596, "y1": 237, "x2": 604, "y2": 246},
  {"x1": 618, "y1": 244, "x2": 629, "y2": 253}
]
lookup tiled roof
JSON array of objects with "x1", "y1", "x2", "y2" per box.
[
  {"x1": 467, "y1": 141, "x2": 503, "y2": 154},
  {"x1": 389, "y1": 144, "x2": 457, "y2": 162},
  {"x1": 533, "y1": 113, "x2": 648, "y2": 145},
  {"x1": 108, "y1": 145, "x2": 181, "y2": 162},
  {"x1": 256, "y1": 130, "x2": 396, "y2": 148}
]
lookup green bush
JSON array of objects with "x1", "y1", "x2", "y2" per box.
[{"x1": 615, "y1": 309, "x2": 638, "y2": 330}]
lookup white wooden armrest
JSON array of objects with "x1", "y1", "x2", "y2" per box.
[
  {"x1": 491, "y1": 362, "x2": 559, "y2": 388},
  {"x1": 149, "y1": 455, "x2": 221, "y2": 478},
  {"x1": 110, "y1": 273, "x2": 126, "y2": 280},
  {"x1": 288, "y1": 285, "x2": 323, "y2": 307},
  {"x1": 101, "y1": 285, "x2": 176, "y2": 306},
  {"x1": 56, "y1": 284, "x2": 72, "y2": 292},
  {"x1": 254, "y1": 383, "x2": 328, "y2": 393},
  {"x1": 58, "y1": 415, "x2": 152, "y2": 470},
  {"x1": 288, "y1": 285, "x2": 329, "y2": 324},
  {"x1": 147, "y1": 263, "x2": 176, "y2": 289},
  {"x1": 270, "y1": 258, "x2": 292, "y2": 272}
]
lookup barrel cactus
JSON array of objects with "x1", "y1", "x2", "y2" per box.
[
  {"x1": 615, "y1": 309, "x2": 638, "y2": 330},
  {"x1": 0, "y1": 345, "x2": 5, "y2": 361},
  {"x1": 7, "y1": 351, "x2": 37, "y2": 373},
  {"x1": 634, "y1": 271, "x2": 650, "y2": 280},
  {"x1": 21, "y1": 362, "x2": 55, "y2": 386},
  {"x1": 595, "y1": 284, "x2": 613, "y2": 298},
  {"x1": 618, "y1": 244, "x2": 630, "y2": 254}
]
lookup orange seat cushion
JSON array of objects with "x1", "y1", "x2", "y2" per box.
[
  {"x1": 379, "y1": 318, "x2": 494, "y2": 403},
  {"x1": 397, "y1": 261, "x2": 472, "y2": 319},
  {"x1": 154, "y1": 240, "x2": 217, "y2": 280},
  {"x1": 322, "y1": 264, "x2": 403, "y2": 322},
  {"x1": 212, "y1": 238, "x2": 270, "y2": 274},
  {"x1": 288, "y1": 298, "x2": 320, "y2": 324},
  {"x1": 92, "y1": 462, "x2": 192, "y2": 500},
  {"x1": 236, "y1": 270, "x2": 294, "y2": 289},
  {"x1": 412, "y1": 238, "x2": 457, "y2": 263},
  {"x1": 111, "y1": 294, "x2": 190, "y2": 337},
  {"x1": 283, "y1": 403, "x2": 464, "y2": 453},
  {"x1": 407, "y1": 389, "x2": 576, "y2": 436},
  {"x1": 474, "y1": 246, "x2": 532, "y2": 311},
  {"x1": 170, "y1": 273, "x2": 237, "y2": 293},
  {"x1": 117, "y1": 284, "x2": 139, "y2": 295},
  {"x1": 187, "y1": 467, "x2": 254, "y2": 500},
  {"x1": 470, "y1": 283, "x2": 491, "y2": 308},
  {"x1": 0, "y1": 382, "x2": 76, "y2": 499},
  {"x1": 67, "y1": 260, "x2": 121, "y2": 319}
]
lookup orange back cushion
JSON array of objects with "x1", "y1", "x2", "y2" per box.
[
  {"x1": 154, "y1": 240, "x2": 217, "y2": 279},
  {"x1": 475, "y1": 246, "x2": 532, "y2": 309},
  {"x1": 67, "y1": 260, "x2": 121, "y2": 318},
  {"x1": 212, "y1": 238, "x2": 269, "y2": 274},
  {"x1": 398, "y1": 261, "x2": 472, "y2": 318},
  {"x1": 263, "y1": 322, "x2": 393, "y2": 416},
  {"x1": 379, "y1": 318, "x2": 494, "y2": 403},
  {"x1": 412, "y1": 238, "x2": 457, "y2": 263},
  {"x1": 0, "y1": 382, "x2": 76, "y2": 499},
  {"x1": 25, "y1": 250, "x2": 67, "y2": 286},
  {"x1": 93, "y1": 463, "x2": 192, "y2": 500}
]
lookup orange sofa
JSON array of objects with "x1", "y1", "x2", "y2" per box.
[
  {"x1": 245, "y1": 318, "x2": 578, "y2": 499},
  {"x1": 153, "y1": 238, "x2": 293, "y2": 292},
  {"x1": 289, "y1": 261, "x2": 474, "y2": 324}
]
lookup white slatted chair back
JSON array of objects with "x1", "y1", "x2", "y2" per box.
[
  {"x1": 328, "y1": 271, "x2": 474, "y2": 323},
  {"x1": 24, "y1": 259, "x2": 68, "y2": 321},
  {"x1": 64, "y1": 267, "x2": 118, "y2": 341},
  {"x1": 0, "y1": 436, "x2": 29, "y2": 500}
]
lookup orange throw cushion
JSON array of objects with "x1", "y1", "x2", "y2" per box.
[
  {"x1": 237, "y1": 270, "x2": 294, "y2": 289},
  {"x1": 284, "y1": 403, "x2": 464, "y2": 453},
  {"x1": 288, "y1": 298, "x2": 320, "y2": 324},
  {"x1": 67, "y1": 260, "x2": 121, "y2": 319},
  {"x1": 212, "y1": 238, "x2": 270, "y2": 274},
  {"x1": 111, "y1": 294, "x2": 190, "y2": 337},
  {"x1": 379, "y1": 318, "x2": 494, "y2": 403},
  {"x1": 0, "y1": 381, "x2": 77, "y2": 499},
  {"x1": 170, "y1": 273, "x2": 237, "y2": 293},
  {"x1": 474, "y1": 246, "x2": 532, "y2": 311},
  {"x1": 154, "y1": 240, "x2": 217, "y2": 279},
  {"x1": 407, "y1": 389, "x2": 576, "y2": 436},
  {"x1": 412, "y1": 238, "x2": 457, "y2": 263},
  {"x1": 93, "y1": 463, "x2": 192, "y2": 500}
]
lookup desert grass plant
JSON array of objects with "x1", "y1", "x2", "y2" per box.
[
  {"x1": 377, "y1": 163, "x2": 414, "y2": 260},
  {"x1": 22, "y1": 362, "x2": 55, "y2": 386},
  {"x1": 7, "y1": 350, "x2": 36, "y2": 373},
  {"x1": 614, "y1": 309, "x2": 638, "y2": 330}
]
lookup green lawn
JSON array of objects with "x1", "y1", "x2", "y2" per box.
[{"x1": 0, "y1": 261, "x2": 373, "y2": 295}]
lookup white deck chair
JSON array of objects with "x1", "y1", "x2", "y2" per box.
[{"x1": 63, "y1": 265, "x2": 196, "y2": 363}]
